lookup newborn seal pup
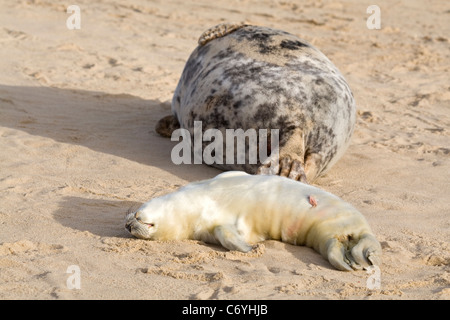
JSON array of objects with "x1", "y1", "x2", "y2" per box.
[
  {"x1": 156, "y1": 23, "x2": 356, "y2": 183},
  {"x1": 125, "y1": 172, "x2": 381, "y2": 271}
]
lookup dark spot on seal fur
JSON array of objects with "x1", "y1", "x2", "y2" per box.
[
  {"x1": 280, "y1": 40, "x2": 309, "y2": 50},
  {"x1": 310, "y1": 78, "x2": 338, "y2": 112},
  {"x1": 213, "y1": 47, "x2": 235, "y2": 60},
  {"x1": 233, "y1": 28, "x2": 280, "y2": 54},
  {"x1": 183, "y1": 59, "x2": 203, "y2": 85},
  {"x1": 233, "y1": 101, "x2": 242, "y2": 109},
  {"x1": 205, "y1": 93, "x2": 234, "y2": 111},
  {"x1": 253, "y1": 103, "x2": 277, "y2": 128},
  {"x1": 237, "y1": 30, "x2": 274, "y2": 43}
]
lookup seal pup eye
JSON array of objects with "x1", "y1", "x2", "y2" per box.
[{"x1": 134, "y1": 211, "x2": 155, "y2": 227}]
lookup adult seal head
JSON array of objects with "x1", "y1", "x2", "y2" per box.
[
  {"x1": 156, "y1": 23, "x2": 356, "y2": 183},
  {"x1": 125, "y1": 172, "x2": 381, "y2": 271}
]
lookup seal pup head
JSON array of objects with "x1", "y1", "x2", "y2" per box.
[{"x1": 125, "y1": 205, "x2": 158, "y2": 240}]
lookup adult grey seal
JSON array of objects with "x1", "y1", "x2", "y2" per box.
[
  {"x1": 156, "y1": 23, "x2": 356, "y2": 183},
  {"x1": 125, "y1": 171, "x2": 381, "y2": 271}
]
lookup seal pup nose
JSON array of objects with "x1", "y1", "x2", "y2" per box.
[{"x1": 124, "y1": 210, "x2": 139, "y2": 233}]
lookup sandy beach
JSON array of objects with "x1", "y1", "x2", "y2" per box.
[{"x1": 0, "y1": 0, "x2": 449, "y2": 299}]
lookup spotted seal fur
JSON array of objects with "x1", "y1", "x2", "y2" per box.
[
  {"x1": 156, "y1": 23, "x2": 356, "y2": 183},
  {"x1": 125, "y1": 171, "x2": 381, "y2": 271}
]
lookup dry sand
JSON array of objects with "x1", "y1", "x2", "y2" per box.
[{"x1": 0, "y1": 0, "x2": 449, "y2": 300}]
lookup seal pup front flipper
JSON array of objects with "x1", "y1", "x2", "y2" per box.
[{"x1": 213, "y1": 225, "x2": 253, "y2": 252}]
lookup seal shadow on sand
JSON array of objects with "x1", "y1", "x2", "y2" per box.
[
  {"x1": 53, "y1": 196, "x2": 137, "y2": 238},
  {"x1": 0, "y1": 85, "x2": 216, "y2": 234},
  {"x1": 0, "y1": 84, "x2": 220, "y2": 181}
]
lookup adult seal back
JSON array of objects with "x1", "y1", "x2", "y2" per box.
[{"x1": 156, "y1": 23, "x2": 356, "y2": 183}]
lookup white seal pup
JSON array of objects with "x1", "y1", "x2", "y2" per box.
[
  {"x1": 156, "y1": 23, "x2": 356, "y2": 183},
  {"x1": 125, "y1": 172, "x2": 381, "y2": 271}
]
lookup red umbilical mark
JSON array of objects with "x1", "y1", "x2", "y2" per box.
[{"x1": 309, "y1": 195, "x2": 317, "y2": 208}]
